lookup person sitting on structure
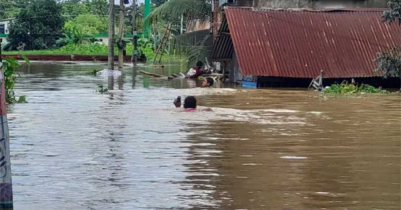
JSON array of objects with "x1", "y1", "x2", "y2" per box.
[
  {"x1": 202, "y1": 77, "x2": 214, "y2": 87},
  {"x1": 186, "y1": 61, "x2": 209, "y2": 79}
]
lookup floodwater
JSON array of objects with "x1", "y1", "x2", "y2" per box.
[{"x1": 7, "y1": 62, "x2": 401, "y2": 210}]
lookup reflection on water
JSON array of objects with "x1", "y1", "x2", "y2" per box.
[{"x1": 7, "y1": 62, "x2": 401, "y2": 209}]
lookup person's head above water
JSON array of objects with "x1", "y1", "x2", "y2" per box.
[
  {"x1": 184, "y1": 96, "x2": 197, "y2": 109},
  {"x1": 196, "y1": 61, "x2": 203, "y2": 68},
  {"x1": 202, "y1": 77, "x2": 214, "y2": 87}
]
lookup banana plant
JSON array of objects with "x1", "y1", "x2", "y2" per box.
[{"x1": 1, "y1": 56, "x2": 29, "y2": 104}]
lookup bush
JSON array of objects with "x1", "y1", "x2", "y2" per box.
[
  {"x1": 58, "y1": 43, "x2": 108, "y2": 55},
  {"x1": 323, "y1": 82, "x2": 389, "y2": 94}
]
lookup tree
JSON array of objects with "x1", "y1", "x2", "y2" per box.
[
  {"x1": 61, "y1": 1, "x2": 90, "y2": 21},
  {"x1": 56, "y1": 24, "x2": 92, "y2": 46},
  {"x1": 65, "y1": 14, "x2": 108, "y2": 34},
  {"x1": 6, "y1": 0, "x2": 64, "y2": 50},
  {"x1": 0, "y1": 0, "x2": 30, "y2": 19},
  {"x1": 84, "y1": 0, "x2": 109, "y2": 19},
  {"x1": 375, "y1": 0, "x2": 401, "y2": 89},
  {"x1": 147, "y1": 0, "x2": 212, "y2": 67},
  {"x1": 375, "y1": 47, "x2": 401, "y2": 89},
  {"x1": 382, "y1": 0, "x2": 401, "y2": 24},
  {"x1": 147, "y1": 0, "x2": 210, "y2": 23}
]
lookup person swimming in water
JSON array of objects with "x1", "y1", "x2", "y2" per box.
[
  {"x1": 183, "y1": 96, "x2": 197, "y2": 109},
  {"x1": 202, "y1": 77, "x2": 214, "y2": 87},
  {"x1": 173, "y1": 96, "x2": 181, "y2": 108},
  {"x1": 173, "y1": 96, "x2": 212, "y2": 111}
]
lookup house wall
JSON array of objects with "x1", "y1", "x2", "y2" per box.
[
  {"x1": 186, "y1": 19, "x2": 211, "y2": 33},
  {"x1": 228, "y1": 52, "x2": 240, "y2": 83},
  {"x1": 0, "y1": 37, "x2": 8, "y2": 48}
]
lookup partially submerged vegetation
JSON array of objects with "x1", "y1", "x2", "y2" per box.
[
  {"x1": 97, "y1": 85, "x2": 108, "y2": 93},
  {"x1": 1, "y1": 56, "x2": 29, "y2": 104},
  {"x1": 323, "y1": 82, "x2": 389, "y2": 95}
]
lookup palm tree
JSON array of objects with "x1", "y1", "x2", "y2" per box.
[
  {"x1": 146, "y1": 0, "x2": 213, "y2": 67},
  {"x1": 147, "y1": 0, "x2": 211, "y2": 24}
]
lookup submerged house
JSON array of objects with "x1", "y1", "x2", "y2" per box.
[{"x1": 210, "y1": 7, "x2": 401, "y2": 88}]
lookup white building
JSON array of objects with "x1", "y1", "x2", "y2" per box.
[
  {"x1": 0, "y1": 19, "x2": 12, "y2": 34},
  {"x1": 0, "y1": 19, "x2": 13, "y2": 47}
]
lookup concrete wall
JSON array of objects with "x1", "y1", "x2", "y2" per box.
[{"x1": 186, "y1": 19, "x2": 211, "y2": 33}]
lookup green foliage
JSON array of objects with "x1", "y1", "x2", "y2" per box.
[
  {"x1": 57, "y1": 24, "x2": 94, "y2": 46},
  {"x1": 58, "y1": 43, "x2": 109, "y2": 54},
  {"x1": 60, "y1": 0, "x2": 108, "y2": 20},
  {"x1": 323, "y1": 82, "x2": 389, "y2": 94},
  {"x1": 147, "y1": 0, "x2": 211, "y2": 23},
  {"x1": 61, "y1": 1, "x2": 89, "y2": 21},
  {"x1": 376, "y1": 1, "x2": 401, "y2": 89},
  {"x1": 382, "y1": 0, "x2": 401, "y2": 24},
  {"x1": 65, "y1": 14, "x2": 108, "y2": 34},
  {"x1": 170, "y1": 30, "x2": 213, "y2": 68},
  {"x1": 6, "y1": 42, "x2": 155, "y2": 59},
  {"x1": 136, "y1": 37, "x2": 155, "y2": 59},
  {"x1": 1, "y1": 57, "x2": 27, "y2": 104},
  {"x1": 83, "y1": 69, "x2": 100, "y2": 76},
  {"x1": 7, "y1": 0, "x2": 64, "y2": 50},
  {"x1": 375, "y1": 46, "x2": 401, "y2": 79},
  {"x1": 83, "y1": 0, "x2": 109, "y2": 19},
  {"x1": 0, "y1": 0, "x2": 21, "y2": 19}
]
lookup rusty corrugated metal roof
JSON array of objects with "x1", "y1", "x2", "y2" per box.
[{"x1": 222, "y1": 7, "x2": 401, "y2": 78}]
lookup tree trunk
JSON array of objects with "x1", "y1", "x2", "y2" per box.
[
  {"x1": 118, "y1": 0, "x2": 125, "y2": 69},
  {"x1": 0, "y1": 39, "x2": 2, "y2": 63},
  {"x1": 213, "y1": 0, "x2": 219, "y2": 38},
  {"x1": 131, "y1": 0, "x2": 138, "y2": 65},
  {"x1": 108, "y1": 0, "x2": 115, "y2": 70}
]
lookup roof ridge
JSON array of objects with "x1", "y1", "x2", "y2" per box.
[{"x1": 224, "y1": 6, "x2": 386, "y2": 13}]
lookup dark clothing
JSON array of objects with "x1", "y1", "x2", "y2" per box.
[{"x1": 186, "y1": 67, "x2": 206, "y2": 79}]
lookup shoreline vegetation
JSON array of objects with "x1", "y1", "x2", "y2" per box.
[
  {"x1": 321, "y1": 82, "x2": 400, "y2": 96},
  {"x1": 3, "y1": 43, "x2": 185, "y2": 63}
]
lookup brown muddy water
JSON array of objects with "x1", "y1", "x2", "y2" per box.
[{"x1": 7, "y1": 62, "x2": 401, "y2": 210}]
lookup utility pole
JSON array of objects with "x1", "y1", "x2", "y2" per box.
[
  {"x1": 118, "y1": 0, "x2": 125, "y2": 69},
  {"x1": 108, "y1": 0, "x2": 115, "y2": 70},
  {"x1": 131, "y1": 0, "x2": 138, "y2": 65},
  {"x1": 0, "y1": 38, "x2": 14, "y2": 210},
  {"x1": 180, "y1": 14, "x2": 184, "y2": 34},
  {"x1": 144, "y1": 0, "x2": 151, "y2": 37}
]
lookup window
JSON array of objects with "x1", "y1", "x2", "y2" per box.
[{"x1": 0, "y1": 24, "x2": 5, "y2": 34}]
